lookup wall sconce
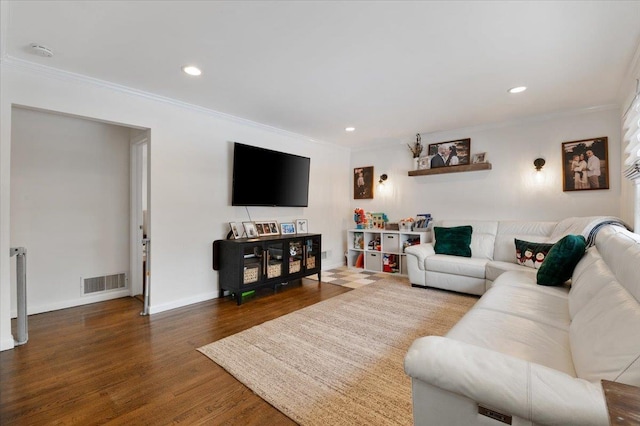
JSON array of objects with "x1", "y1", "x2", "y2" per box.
[
  {"x1": 379, "y1": 174, "x2": 388, "y2": 184},
  {"x1": 534, "y1": 158, "x2": 546, "y2": 171}
]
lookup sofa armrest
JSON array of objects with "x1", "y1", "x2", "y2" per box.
[
  {"x1": 404, "y1": 336, "x2": 608, "y2": 426},
  {"x1": 404, "y1": 243, "x2": 435, "y2": 269}
]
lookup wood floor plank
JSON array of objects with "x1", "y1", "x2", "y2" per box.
[{"x1": 0, "y1": 279, "x2": 350, "y2": 425}]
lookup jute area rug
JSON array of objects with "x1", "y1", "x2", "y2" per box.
[{"x1": 198, "y1": 278, "x2": 477, "y2": 425}]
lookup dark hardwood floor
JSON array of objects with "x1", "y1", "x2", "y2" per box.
[{"x1": 0, "y1": 279, "x2": 351, "y2": 425}]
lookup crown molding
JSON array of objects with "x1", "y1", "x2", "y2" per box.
[{"x1": 0, "y1": 56, "x2": 347, "y2": 152}]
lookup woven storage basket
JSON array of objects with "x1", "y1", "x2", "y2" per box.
[
  {"x1": 244, "y1": 267, "x2": 259, "y2": 284},
  {"x1": 267, "y1": 263, "x2": 282, "y2": 278},
  {"x1": 307, "y1": 256, "x2": 316, "y2": 269},
  {"x1": 290, "y1": 260, "x2": 301, "y2": 273}
]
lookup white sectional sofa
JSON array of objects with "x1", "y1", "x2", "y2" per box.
[
  {"x1": 404, "y1": 217, "x2": 621, "y2": 295},
  {"x1": 404, "y1": 225, "x2": 640, "y2": 426}
]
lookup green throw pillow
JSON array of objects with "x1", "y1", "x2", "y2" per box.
[
  {"x1": 536, "y1": 235, "x2": 587, "y2": 286},
  {"x1": 515, "y1": 239, "x2": 554, "y2": 269},
  {"x1": 434, "y1": 226, "x2": 472, "y2": 257}
]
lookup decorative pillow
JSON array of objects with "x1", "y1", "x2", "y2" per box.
[
  {"x1": 514, "y1": 239, "x2": 554, "y2": 269},
  {"x1": 536, "y1": 235, "x2": 587, "y2": 286},
  {"x1": 434, "y1": 226, "x2": 472, "y2": 258}
]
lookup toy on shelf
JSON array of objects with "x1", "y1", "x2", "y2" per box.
[
  {"x1": 368, "y1": 236, "x2": 381, "y2": 251},
  {"x1": 354, "y1": 208, "x2": 366, "y2": 229},
  {"x1": 403, "y1": 237, "x2": 421, "y2": 252},
  {"x1": 371, "y1": 212, "x2": 388, "y2": 229},
  {"x1": 383, "y1": 254, "x2": 398, "y2": 273},
  {"x1": 353, "y1": 232, "x2": 364, "y2": 249}
]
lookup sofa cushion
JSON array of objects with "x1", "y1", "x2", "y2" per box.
[
  {"x1": 439, "y1": 220, "x2": 498, "y2": 260},
  {"x1": 514, "y1": 238, "x2": 554, "y2": 269},
  {"x1": 426, "y1": 254, "x2": 487, "y2": 279},
  {"x1": 537, "y1": 235, "x2": 586, "y2": 286},
  {"x1": 446, "y1": 305, "x2": 576, "y2": 376},
  {"x1": 493, "y1": 221, "x2": 557, "y2": 262},
  {"x1": 475, "y1": 278, "x2": 570, "y2": 330},
  {"x1": 434, "y1": 226, "x2": 472, "y2": 257},
  {"x1": 570, "y1": 281, "x2": 640, "y2": 385},
  {"x1": 485, "y1": 261, "x2": 535, "y2": 283},
  {"x1": 569, "y1": 248, "x2": 617, "y2": 318}
]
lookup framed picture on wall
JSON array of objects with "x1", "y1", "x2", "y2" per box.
[
  {"x1": 354, "y1": 166, "x2": 374, "y2": 199},
  {"x1": 561, "y1": 137, "x2": 609, "y2": 191},
  {"x1": 427, "y1": 138, "x2": 471, "y2": 168}
]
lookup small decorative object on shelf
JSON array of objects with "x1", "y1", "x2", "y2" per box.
[
  {"x1": 385, "y1": 222, "x2": 400, "y2": 231},
  {"x1": 408, "y1": 133, "x2": 423, "y2": 170},
  {"x1": 414, "y1": 214, "x2": 432, "y2": 231},
  {"x1": 472, "y1": 152, "x2": 487, "y2": 164},
  {"x1": 399, "y1": 217, "x2": 414, "y2": 231}
]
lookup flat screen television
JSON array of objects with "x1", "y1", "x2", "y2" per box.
[{"x1": 232, "y1": 142, "x2": 310, "y2": 207}]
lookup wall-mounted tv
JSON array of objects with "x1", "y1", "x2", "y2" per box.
[{"x1": 232, "y1": 142, "x2": 310, "y2": 207}]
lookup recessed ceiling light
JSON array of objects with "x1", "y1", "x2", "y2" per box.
[
  {"x1": 508, "y1": 86, "x2": 527, "y2": 94},
  {"x1": 345, "y1": 127, "x2": 355, "y2": 132},
  {"x1": 182, "y1": 65, "x2": 202, "y2": 76}
]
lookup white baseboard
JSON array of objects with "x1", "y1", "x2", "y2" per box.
[
  {"x1": 148, "y1": 291, "x2": 219, "y2": 315},
  {"x1": 10, "y1": 289, "x2": 131, "y2": 318},
  {"x1": 1, "y1": 337, "x2": 15, "y2": 351}
]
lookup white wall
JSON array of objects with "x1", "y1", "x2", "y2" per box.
[
  {"x1": 350, "y1": 107, "x2": 622, "y2": 223},
  {"x1": 0, "y1": 60, "x2": 351, "y2": 350},
  {"x1": 10, "y1": 107, "x2": 131, "y2": 315}
]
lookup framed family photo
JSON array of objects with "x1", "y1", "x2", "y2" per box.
[
  {"x1": 242, "y1": 221, "x2": 258, "y2": 238},
  {"x1": 427, "y1": 138, "x2": 471, "y2": 168},
  {"x1": 280, "y1": 222, "x2": 296, "y2": 235},
  {"x1": 229, "y1": 222, "x2": 241, "y2": 239},
  {"x1": 561, "y1": 137, "x2": 609, "y2": 191},
  {"x1": 472, "y1": 152, "x2": 487, "y2": 164},
  {"x1": 354, "y1": 166, "x2": 374, "y2": 199},
  {"x1": 256, "y1": 221, "x2": 279, "y2": 236}
]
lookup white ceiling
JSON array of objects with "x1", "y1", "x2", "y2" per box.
[{"x1": 3, "y1": 1, "x2": 640, "y2": 148}]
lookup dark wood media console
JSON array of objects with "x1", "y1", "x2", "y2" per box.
[{"x1": 213, "y1": 233, "x2": 322, "y2": 305}]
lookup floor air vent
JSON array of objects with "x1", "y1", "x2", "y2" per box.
[{"x1": 83, "y1": 273, "x2": 127, "y2": 295}]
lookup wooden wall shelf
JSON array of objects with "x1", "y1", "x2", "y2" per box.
[{"x1": 408, "y1": 162, "x2": 492, "y2": 176}]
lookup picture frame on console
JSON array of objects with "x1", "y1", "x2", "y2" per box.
[
  {"x1": 354, "y1": 166, "x2": 374, "y2": 199},
  {"x1": 229, "y1": 222, "x2": 241, "y2": 239},
  {"x1": 561, "y1": 137, "x2": 609, "y2": 192},
  {"x1": 428, "y1": 138, "x2": 471, "y2": 168},
  {"x1": 296, "y1": 219, "x2": 308, "y2": 234},
  {"x1": 267, "y1": 221, "x2": 279, "y2": 235},
  {"x1": 280, "y1": 222, "x2": 296, "y2": 235},
  {"x1": 242, "y1": 221, "x2": 258, "y2": 238}
]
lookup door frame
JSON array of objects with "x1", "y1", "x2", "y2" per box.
[{"x1": 130, "y1": 131, "x2": 150, "y2": 297}]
